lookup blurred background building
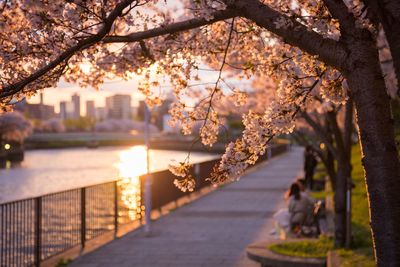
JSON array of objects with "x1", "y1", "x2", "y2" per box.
[
  {"x1": 86, "y1": 100, "x2": 96, "y2": 118},
  {"x1": 105, "y1": 94, "x2": 132, "y2": 119}
]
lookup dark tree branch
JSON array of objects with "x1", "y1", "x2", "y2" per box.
[
  {"x1": 237, "y1": 0, "x2": 348, "y2": 70},
  {"x1": 327, "y1": 110, "x2": 346, "y2": 152},
  {"x1": 103, "y1": 9, "x2": 239, "y2": 43},
  {"x1": 139, "y1": 40, "x2": 155, "y2": 62},
  {"x1": 322, "y1": 0, "x2": 357, "y2": 33},
  {"x1": 343, "y1": 98, "x2": 354, "y2": 159}
]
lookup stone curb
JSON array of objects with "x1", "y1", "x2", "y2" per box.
[{"x1": 246, "y1": 239, "x2": 326, "y2": 267}]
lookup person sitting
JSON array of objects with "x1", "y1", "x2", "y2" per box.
[
  {"x1": 272, "y1": 181, "x2": 315, "y2": 239},
  {"x1": 287, "y1": 182, "x2": 315, "y2": 234},
  {"x1": 296, "y1": 177, "x2": 307, "y2": 192},
  {"x1": 272, "y1": 206, "x2": 291, "y2": 239}
]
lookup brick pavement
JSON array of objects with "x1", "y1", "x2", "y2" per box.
[{"x1": 70, "y1": 147, "x2": 303, "y2": 267}]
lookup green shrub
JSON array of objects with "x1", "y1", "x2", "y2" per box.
[{"x1": 268, "y1": 237, "x2": 334, "y2": 258}]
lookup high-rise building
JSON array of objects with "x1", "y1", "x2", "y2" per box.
[
  {"x1": 17, "y1": 93, "x2": 55, "y2": 120},
  {"x1": 105, "y1": 94, "x2": 132, "y2": 119},
  {"x1": 137, "y1": 100, "x2": 146, "y2": 121},
  {"x1": 95, "y1": 107, "x2": 107, "y2": 121},
  {"x1": 59, "y1": 101, "x2": 75, "y2": 120},
  {"x1": 25, "y1": 104, "x2": 55, "y2": 120},
  {"x1": 131, "y1": 106, "x2": 138, "y2": 120},
  {"x1": 86, "y1": 100, "x2": 96, "y2": 118},
  {"x1": 71, "y1": 93, "x2": 80, "y2": 119},
  {"x1": 154, "y1": 99, "x2": 172, "y2": 130},
  {"x1": 59, "y1": 101, "x2": 67, "y2": 119}
]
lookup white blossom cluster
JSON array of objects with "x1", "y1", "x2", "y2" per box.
[
  {"x1": 209, "y1": 98, "x2": 300, "y2": 185},
  {"x1": 173, "y1": 177, "x2": 196, "y2": 192},
  {"x1": 168, "y1": 161, "x2": 196, "y2": 192},
  {"x1": 320, "y1": 71, "x2": 348, "y2": 105},
  {"x1": 0, "y1": 111, "x2": 33, "y2": 142}
]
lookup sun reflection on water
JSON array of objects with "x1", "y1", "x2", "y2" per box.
[{"x1": 115, "y1": 146, "x2": 148, "y2": 221}]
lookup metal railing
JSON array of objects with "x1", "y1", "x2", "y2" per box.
[
  {"x1": 0, "y1": 181, "x2": 135, "y2": 267},
  {"x1": 0, "y1": 144, "x2": 288, "y2": 267}
]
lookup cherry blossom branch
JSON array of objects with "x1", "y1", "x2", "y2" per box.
[
  {"x1": 201, "y1": 18, "x2": 235, "y2": 126},
  {"x1": 207, "y1": 72, "x2": 326, "y2": 185},
  {"x1": 103, "y1": 0, "x2": 349, "y2": 72},
  {"x1": 102, "y1": 9, "x2": 239, "y2": 43},
  {"x1": 175, "y1": 19, "x2": 236, "y2": 168},
  {"x1": 0, "y1": 0, "x2": 136, "y2": 100},
  {"x1": 238, "y1": 0, "x2": 348, "y2": 70},
  {"x1": 0, "y1": 0, "x2": 9, "y2": 14},
  {"x1": 1, "y1": 1, "x2": 347, "y2": 102},
  {"x1": 0, "y1": 8, "x2": 238, "y2": 102}
]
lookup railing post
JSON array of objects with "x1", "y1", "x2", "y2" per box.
[
  {"x1": 80, "y1": 188, "x2": 86, "y2": 250},
  {"x1": 34, "y1": 197, "x2": 42, "y2": 267},
  {"x1": 144, "y1": 174, "x2": 152, "y2": 234},
  {"x1": 194, "y1": 164, "x2": 201, "y2": 193},
  {"x1": 114, "y1": 181, "x2": 118, "y2": 238}
]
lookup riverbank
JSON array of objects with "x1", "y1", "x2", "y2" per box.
[{"x1": 24, "y1": 132, "x2": 229, "y2": 153}]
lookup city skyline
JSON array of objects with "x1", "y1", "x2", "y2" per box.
[
  {"x1": 28, "y1": 78, "x2": 145, "y2": 114},
  {"x1": 58, "y1": 93, "x2": 137, "y2": 120},
  {"x1": 25, "y1": 64, "x2": 250, "y2": 115}
]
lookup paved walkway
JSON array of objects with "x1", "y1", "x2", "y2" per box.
[{"x1": 70, "y1": 147, "x2": 303, "y2": 267}]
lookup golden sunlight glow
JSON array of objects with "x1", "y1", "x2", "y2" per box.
[
  {"x1": 4, "y1": 144, "x2": 11, "y2": 150},
  {"x1": 127, "y1": 62, "x2": 160, "y2": 80},
  {"x1": 79, "y1": 62, "x2": 92, "y2": 74},
  {"x1": 115, "y1": 146, "x2": 148, "y2": 220},
  {"x1": 116, "y1": 146, "x2": 148, "y2": 178}
]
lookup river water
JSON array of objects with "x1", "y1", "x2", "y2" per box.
[{"x1": 0, "y1": 146, "x2": 218, "y2": 204}]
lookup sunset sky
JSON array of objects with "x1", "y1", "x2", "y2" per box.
[
  {"x1": 28, "y1": 77, "x2": 144, "y2": 114},
  {"x1": 28, "y1": 67, "x2": 250, "y2": 115}
]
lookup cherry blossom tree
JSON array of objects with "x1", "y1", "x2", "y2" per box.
[
  {"x1": 0, "y1": 111, "x2": 32, "y2": 142},
  {"x1": 218, "y1": 75, "x2": 355, "y2": 246},
  {"x1": 1, "y1": 0, "x2": 399, "y2": 264}
]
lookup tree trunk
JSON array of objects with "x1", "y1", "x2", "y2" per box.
[
  {"x1": 324, "y1": 116, "x2": 337, "y2": 190},
  {"x1": 334, "y1": 158, "x2": 352, "y2": 247},
  {"x1": 330, "y1": 101, "x2": 353, "y2": 247},
  {"x1": 326, "y1": 146, "x2": 336, "y2": 189},
  {"x1": 346, "y1": 36, "x2": 400, "y2": 266}
]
